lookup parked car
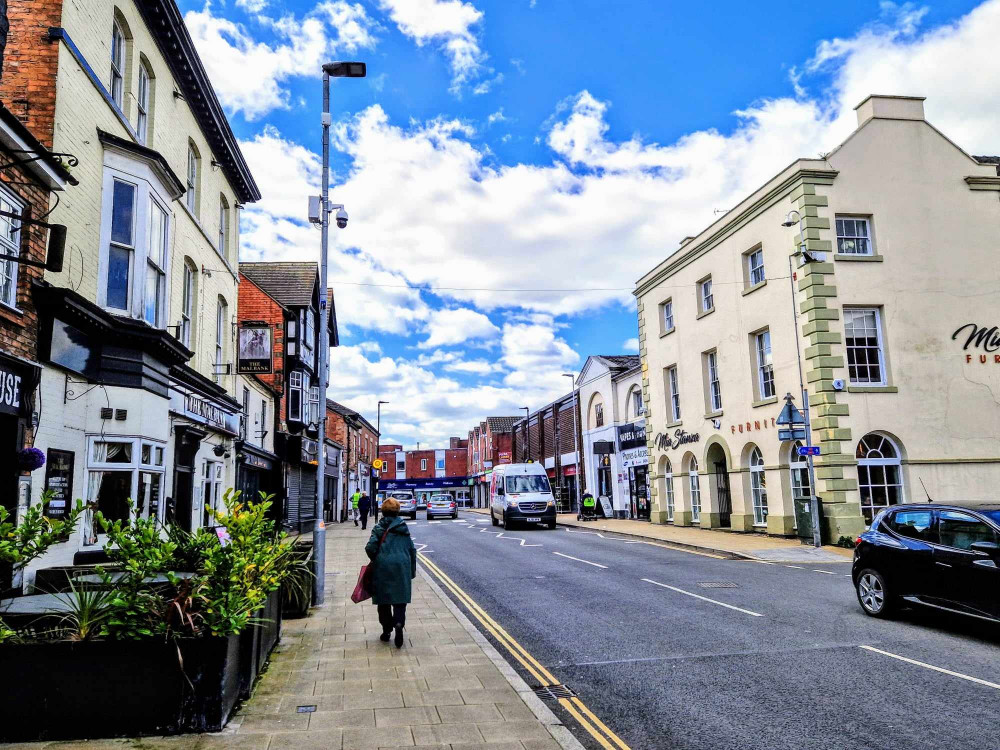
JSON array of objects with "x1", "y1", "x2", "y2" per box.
[
  {"x1": 489, "y1": 463, "x2": 557, "y2": 530},
  {"x1": 427, "y1": 494, "x2": 458, "y2": 519},
  {"x1": 853, "y1": 503, "x2": 1000, "y2": 621},
  {"x1": 387, "y1": 490, "x2": 417, "y2": 520}
]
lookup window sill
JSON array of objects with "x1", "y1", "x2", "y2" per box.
[
  {"x1": 659, "y1": 328, "x2": 676, "y2": 339},
  {"x1": 835, "y1": 253, "x2": 884, "y2": 262},
  {"x1": 751, "y1": 396, "x2": 778, "y2": 408},
  {"x1": 847, "y1": 385, "x2": 898, "y2": 393},
  {"x1": 0, "y1": 301, "x2": 23, "y2": 320},
  {"x1": 741, "y1": 280, "x2": 767, "y2": 296},
  {"x1": 696, "y1": 307, "x2": 715, "y2": 320},
  {"x1": 665, "y1": 420, "x2": 683, "y2": 429},
  {"x1": 704, "y1": 410, "x2": 723, "y2": 419}
]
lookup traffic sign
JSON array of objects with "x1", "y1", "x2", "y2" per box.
[
  {"x1": 778, "y1": 428, "x2": 807, "y2": 442},
  {"x1": 797, "y1": 445, "x2": 820, "y2": 457},
  {"x1": 776, "y1": 400, "x2": 805, "y2": 426}
]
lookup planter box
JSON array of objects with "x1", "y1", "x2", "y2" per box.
[
  {"x1": 0, "y1": 634, "x2": 241, "y2": 742},
  {"x1": 239, "y1": 588, "x2": 282, "y2": 698}
]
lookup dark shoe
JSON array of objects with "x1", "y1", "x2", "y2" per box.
[
  {"x1": 379, "y1": 630, "x2": 391, "y2": 642},
  {"x1": 394, "y1": 626, "x2": 404, "y2": 648}
]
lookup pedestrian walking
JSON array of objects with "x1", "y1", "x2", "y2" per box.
[
  {"x1": 358, "y1": 493, "x2": 371, "y2": 530},
  {"x1": 350, "y1": 489, "x2": 362, "y2": 525},
  {"x1": 365, "y1": 497, "x2": 416, "y2": 648}
]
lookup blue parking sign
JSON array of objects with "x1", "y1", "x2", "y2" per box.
[{"x1": 797, "y1": 445, "x2": 820, "y2": 457}]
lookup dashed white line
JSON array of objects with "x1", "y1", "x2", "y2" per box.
[
  {"x1": 553, "y1": 551, "x2": 608, "y2": 569},
  {"x1": 784, "y1": 565, "x2": 805, "y2": 569},
  {"x1": 859, "y1": 646, "x2": 1000, "y2": 690},
  {"x1": 642, "y1": 578, "x2": 764, "y2": 617},
  {"x1": 813, "y1": 569, "x2": 837, "y2": 575}
]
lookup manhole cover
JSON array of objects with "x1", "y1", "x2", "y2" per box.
[
  {"x1": 296, "y1": 705, "x2": 317, "y2": 713},
  {"x1": 533, "y1": 684, "x2": 576, "y2": 701},
  {"x1": 696, "y1": 582, "x2": 739, "y2": 588}
]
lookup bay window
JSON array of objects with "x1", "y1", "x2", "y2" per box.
[
  {"x1": 289, "y1": 370, "x2": 311, "y2": 422},
  {"x1": 144, "y1": 198, "x2": 167, "y2": 327},
  {"x1": 302, "y1": 308, "x2": 316, "y2": 370},
  {"x1": 84, "y1": 436, "x2": 166, "y2": 540}
]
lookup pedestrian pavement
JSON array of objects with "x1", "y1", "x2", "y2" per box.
[
  {"x1": 2, "y1": 520, "x2": 579, "y2": 750},
  {"x1": 465, "y1": 508, "x2": 852, "y2": 563}
]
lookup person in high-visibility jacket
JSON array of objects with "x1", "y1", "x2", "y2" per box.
[
  {"x1": 351, "y1": 490, "x2": 362, "y2": 526},
  {"x1": 582, "y1": 492, "x2": 596, "y2": 518}
]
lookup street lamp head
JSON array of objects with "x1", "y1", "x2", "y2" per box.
[
  {"x1": 323, "y1": 61, "x2": 367, "y2": 78},
  {"x1": 781, "y1": 210, "x2": 801, "y2": 228}
]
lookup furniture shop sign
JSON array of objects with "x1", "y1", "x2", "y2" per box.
[
  {"x1": 653, "y1": 428, "x2": 701, "y2": 451},
  {"x1": 237, "y1": 326, "x2": 272, "y2": 374}
]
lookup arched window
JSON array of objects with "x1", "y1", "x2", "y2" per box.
[
  {"x1": 749, "y1": 446, "x2": 768, "y2": 526},
  {"x1": 628, "y1": 386, "x2": 643, "y2": 419},
  {"x1": 136, "y1": 58, "x2": 153, "y2": 144},
  {"x1": 689, "y1": 457, "x2": 701, "y2": 523},
  {"x1": 663, "y1": 457, "x2": 674, "y2": 522},
  {"x1": 588, "y1": 393, "x2": 605, "y2": 430},
  {"x1": 856, "y1": 433, "x2": 903, "y2": 523},
  {"x1": 180, "y1": 259, "x2": 196, "y2": 347},
  {"x1": 218, "y1": 194, "x2": 229, "y2": 258},
  {"x1": 110, "y1": 17, "x2": 126, "y2": 109},
  {"x1": 186, "y1": 141, "x2": 200, "y2": 216},
  {"x1": 215, "y1": 296, "x2": 228, "y2": 382}
]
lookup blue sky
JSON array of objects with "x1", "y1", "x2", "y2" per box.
[{"x1": 180, "y1": 0, "x2": 996, "y2": 447}]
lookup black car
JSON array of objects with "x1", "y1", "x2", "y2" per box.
[{"x1": 853, "y1": 503, "x2": 1000, "y2": 621}]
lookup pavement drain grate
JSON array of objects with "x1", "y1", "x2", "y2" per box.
[
  {"x1": 533, "y1": 684, "x2": 577, "y2": 701},
  {"x1": 696, "y1": 582, "x2": 740, "y2": 589},
  {"x1": 296, "y1": 705, "x2": 317, "y2": 713}
]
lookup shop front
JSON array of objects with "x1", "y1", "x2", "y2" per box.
[
  {"x1": 618, "y1": 421, "x2": 650, "y2": 520},
  {"x1": 236, "y1": 443, "x2": 279, "y2": 505},
  {"x1": 283, "y1": 435, "x2": 318, "y2": 533},
  {"x1": 0, "y1": 351, "x2": 40, "y2": 522}
]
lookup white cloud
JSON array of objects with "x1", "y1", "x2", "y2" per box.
[
  {"x1": 443, "y1": 358, "x2": 498, "y2": 374},
  {"x1": 236, "y1": 0, "x2": 268, "y2": 12},
  {"x1": 184, "y1": 2, "x2": 378, "y2": 120},
  {"x1": 499, "y1": 318, "x2": 579, "y2": 388},
  {"x1": 377, "y1": 0, "x2": 486, "y2": 92},
  {"x1": 486, "y1": 108, "x2": 508, "y2": 126},
  {"x1": 473, "y1": 73, "x2": 503, "y2": 95},
  {"x1": 623, "y1": 338, "x2": 639, "y2": 353},
  {"x1": 420, "y1": 308, "x2": 500, "y2": 349}
]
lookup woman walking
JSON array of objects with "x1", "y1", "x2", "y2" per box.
[{"x1": 365, "y1": 497, "x2": 416, "y2": 648}]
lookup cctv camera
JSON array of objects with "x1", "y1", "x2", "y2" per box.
[{"x1": 335, "y1": 207, "x2": 348, "y2": 229}]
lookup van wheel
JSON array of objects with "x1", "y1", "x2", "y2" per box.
[
  {"x1": 504, "y1": 513, "x2": 517, "y2": 531},
  {"x1": 491, "y1": 511, "x2": 499, "y2": 527},
  {"x1": 547, "y1": 520, "x2": 556, "y2": 530}
]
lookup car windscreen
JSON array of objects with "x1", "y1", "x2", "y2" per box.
[{"x1": 505, "y1": 475, "x2": 550, "y2": 494}]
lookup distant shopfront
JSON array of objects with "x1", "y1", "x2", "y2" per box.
[
  {"x1": 618, "y1": 421, "x2": 649, "y2": 520},
  {"x1": 378, "y1": 476, "x2": 471, "y2": 504}
]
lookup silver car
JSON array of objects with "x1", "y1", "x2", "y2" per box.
[
  {"x1": 427, "y1": 494, "x2": 458, "y2": 519},
  {"x1": 388, "y1": 490, "x2": 417, "y2": 519}
]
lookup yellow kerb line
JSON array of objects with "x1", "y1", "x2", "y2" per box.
[{"x1": 419, "y1": 554, "x2": 632, "y2": 750}]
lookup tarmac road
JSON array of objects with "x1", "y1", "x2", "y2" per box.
[{"x1": 404, "y1": 511, "x2": 1000, "y2": 750}]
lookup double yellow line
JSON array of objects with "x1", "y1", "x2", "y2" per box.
[{"x1": 419, "y1": 554, "x2": 631, "y2": 750}]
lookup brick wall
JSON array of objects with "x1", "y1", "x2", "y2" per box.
[
  {"x1": 405, "y1": 450, "x2": 434, "y2": 478},
  {"x1": 239, "y1": 274, "x2": 286, "y2": 426},
  {"x1": 0, "y1": 0, "x2": 62, "y2": 146},
  {"x1": 444, "y1": 448, "x2": 466, "y2": 477}
]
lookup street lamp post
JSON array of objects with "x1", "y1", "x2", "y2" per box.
[
  {"x1": 313, "y1": 61, "x2": 366, "y2": 607},
  {"x1": 783, "y1": 209, "x2": 822, "y2": 549},
  {"x1": 375, "y1": 400, "x2": 388, "y2": 515},
  {"x1": 563, "y1": 373, "x2": 582, "y2": 515}
]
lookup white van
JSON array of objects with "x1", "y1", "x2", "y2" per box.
[{"x1": 489, "y1": 463, "x2": 556, "y2": 530}]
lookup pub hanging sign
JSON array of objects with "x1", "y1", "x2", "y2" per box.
[{"x1": 237, "y1": 325, "x2": 272, "y2": 374}]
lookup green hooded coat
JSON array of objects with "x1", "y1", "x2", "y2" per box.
[{"x1": 365, "y1": 516, "x2": 417, "y2": 605}]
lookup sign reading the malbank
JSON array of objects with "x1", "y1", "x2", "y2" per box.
[
  {"x1": 238, "y1": 326, "x2": 272, "y2": 373},
  {"x1": 654, "y1": 429, "x2": 700, "y2": 451}
]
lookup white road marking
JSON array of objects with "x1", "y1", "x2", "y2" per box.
[
  {"x1": 553, "y1": 551, "x2": 608, "y2": 569},
  {"x1": 641, "y1": 578, "x2": 764, "y2": 617},
  {"x1": 428, "y1": 520, "x2": 442, "y2": 524},
  {"x1": 859, "y1": 646, "x2": 1000, "y2": 690},
  {"x1": 813, "y1": 569, "x2": 836, "y2": 575},
  {"x1": 451, "y1": 519, "x2": 466, "y2": 523},
  {"x1": 784, "y1": 565, "x2": 804, "y2": 569},
  {"x1": 496, "y1": 532, "x2": 540, "y2": 547}
]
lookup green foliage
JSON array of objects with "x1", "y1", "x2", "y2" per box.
[
  {"x1": 0, "y1": 491, "x2": 83, "y2": 572},
  {"x1": 51, "y1": 579, "x2": 115, "y2": 641},
  {"x1": 836, "y1": 535, "x2": 857, "y2": 549},
  {"x1": 0, "y1": 618, "x2": 16, "y2": 644},
  {"x1": 278, "y1": 539, "x2": 314, "y2": 614}
]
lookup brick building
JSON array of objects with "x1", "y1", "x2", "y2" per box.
[
  {"x1": 512, "y1": 393, "x2": 584, "y2": 512},
  {"x1": 376, "y1": 438, "x2": 470, "y2": 504},
  {"x1": 467, "y1": 417, "x2": 519, "y2": 507},
  {"x1": 240, "y1": 263, "x2": 337, "y2": 532},
  {"x1": 326, "y1": 399, "x2": 379, "y2": 520}
]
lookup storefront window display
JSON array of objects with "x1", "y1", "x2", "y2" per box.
[{"x1": 84, "y1": 436, "x2": 165, "y2": 544}]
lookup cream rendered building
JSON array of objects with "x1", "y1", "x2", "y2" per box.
[
  {"x1": 636, "y1": 95, "x2": 1000, "y2": 541},
  {"x1": 8, "y1": 0, "x2": 260, "y2": 575}
]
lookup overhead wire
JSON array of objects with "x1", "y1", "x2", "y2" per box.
[{"x1": 330, "y1": 275, "x2": 793, "y2": 294}]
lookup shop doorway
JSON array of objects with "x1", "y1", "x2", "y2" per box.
[
  {"x1": 706, "y1": 442, "x2": 732, "y2": 528},
  {"x1": 630, "y1": 466, "x2": 650, "y2": 520},
  {"x1": 0, "y1": 413, "x2": 19, "y2": 518}
]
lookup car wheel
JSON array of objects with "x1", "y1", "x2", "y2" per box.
[
  {"x1": 856, "y1": 568, "x2": 896, "y2": 618},
  {"x1": 547, "y1": 520, "x2": 556, "y2": 530},
  {"x1": 491, "y1": 511, "x2": 499, "y2": 527},
  {"x1": 410, "y1": 512, "x2": 417, "y2": 520}
]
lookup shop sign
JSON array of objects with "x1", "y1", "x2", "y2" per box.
[
  {"x1": 593, "y1": 440, "x2": 615, "y2": 454},
  {"x1": 620, "y1": 445, "x2": 648, "y2": 469},
  {"x1": 653, "y1": 429, "x2": 700, "y2": 451},
  {"x1": 617, "y1": 421, "x2": 646, "y2": 451},
  {"x1": 242, "y1": 452, "x2": 272, "y2": 470},
  {"x1": 237, "y1": 326, "x2": 272, "y2": 374},
  {"x1": 178, "y1": 391, "x2": 238, "y2": 434},
  {"x1": 43, "y1": 449, "x2": 74, "y2": 519},
  {"x1": 0, "y1": 354, "x2": 38, "y2": 417},
  {"x1": 498, "y1": 451, "x2": 512, "y2": 463},
  {"x1": 730, "y1": 417, "x2": 777, "y2": 435}
]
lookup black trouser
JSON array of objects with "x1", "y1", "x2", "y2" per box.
[
  {"x1": 378, "y1": 603, "x2": 407, "y2": 632},
  {"x1": 360, "y1": 512, "x2": 369, "y2": 530}
]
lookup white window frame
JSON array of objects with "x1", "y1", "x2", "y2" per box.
[
  {"x1": 240, "y1": 386, "x2": 249, "y2": 440},
  {"x1": 747, "y1": 247, "x2": 765, "y2": 286},
  {"x1": 202, "y1": 459, "x2": 223, "y2": 527},
  {"x1": 288, "y1": 370, "x2": 310, "y2": 422},
  {"x1": 661, "y1": 299, "x2": 674, "y2": 332},
  {"x1": 308, "y1": 384, "x2": 320, "y2": 426},
  {"x1": 749, "y1": 446, "x2": 768, "y2": 526},
  {"x1": 215, "y1": 298, "x2": 227, "y2": 381},
  {"x1": 136, "y1": 62, "x2": 150, "y2": 144},
  {"x1": 844, "y1": 307, "x2": 887, "y2": 386},
  {"x1": 181, "y1": 261, "x2": 194, "y2": 347},
  {"x1": 436, "y1": 458, "x2": 445, "y2": 470},
  {"x1": 186, "y1": 143, "x2": 199, "y2": 216},
  {"x1": 663, "y1": 459, "x2": 675, "y2": 522},
  {"x1": 700, "y1": 277, "x2": 714, "y2": 313},
  {"x1": 856, "y1": 432, "x2": 904, "y2": 523},
  {"x1": 0, "y1": 185, "x2": 24, "y2": 310},
  {"x1": 421, "y1": 458, "x2": 427, "y2": 471},
  {"x1": 667, "y1": 365, "x2": 680, "y2": 422},
  {"x1": 755, "y1": 329, "x2": 775, "y2": 400},
  {"x1": 594, "y1": 402, "x2": 604, "y2": 428},
  {"x1": 302, "y1": 307, "x2": 316, "y2": 370},
  {"x1": 836, "y1": 216, "x2": 873, "y2": 256},
  {"x1": 689, "y1": 458, "x2": 701, "y2": 523},
  {"x1": 218, "y1": 195, "x2": 229, "y2": 258},
  {"x1": 98, "y1": 161, "x2": 173, "y2": 323},
  {"x1": 85, "y1": 435, "x2": 166, "y2": 530},
  {"x1": 110, "y1": 20, "x2": 125, "y2": 109},
  {"x1": 706, "y1": 350, "x2": 722, "y2": 412},
  {"x1": 144, "y1": 196, "x2": 168, "y2": 327},
  {"x1": 630, "y1": 389, "x2": 643, "y2": 418}
]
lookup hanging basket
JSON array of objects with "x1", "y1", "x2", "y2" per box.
[{"x1": 17, "y1": 447, "x2": 46, "y2": 472}]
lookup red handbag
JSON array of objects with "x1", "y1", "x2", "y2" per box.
[{"x1": 351, "y1": 525, "x2": 391, "y2": 604}]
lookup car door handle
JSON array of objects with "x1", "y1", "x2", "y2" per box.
[{"x1": 935, "y1": 561, "x2": 952, "y2": 568}]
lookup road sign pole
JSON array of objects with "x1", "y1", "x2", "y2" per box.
[{"x1": 801, "y1": 387, "x2": 822, "y2": 548}]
